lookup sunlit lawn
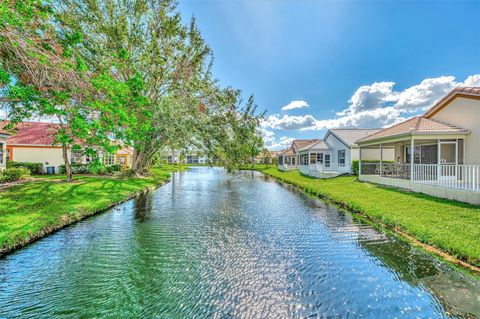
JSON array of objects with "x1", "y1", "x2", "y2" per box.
[
  {"x1": 0, "y1": 168, "x2": 174, "y2": 254},
  {"x1": 255, "y1": 166, "x2": 480, "y2": 267}
]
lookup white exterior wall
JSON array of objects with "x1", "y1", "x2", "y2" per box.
[
  {"x1": 430, "y1": 97, "x2": 480, "y2": 165},
  {"x1": 324, "y1": 134, "x2": 351, "y2": 174},
  {"x1": 12, "y1": 146, "x2": 68, "y2": 172},
  {"x1": 359, "y1": 174, "x2": 480, "y2": 206},
  {"x1": 353, "y1": 147, "x2": 394, "y2": 161},
  {"x1": 0, "y1": 138, "x2": 7, "y2": 170}
]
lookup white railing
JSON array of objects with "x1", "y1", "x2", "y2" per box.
[
  {"x1": 413, "y1": 164, "x2": 480, "y2": 191},
  {"x1": 278, "y1": 164, "x2": 299, "y2": 171}
]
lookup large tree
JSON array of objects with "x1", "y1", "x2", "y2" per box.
[{"x1": 57, "y1": 0, "x2": 263, "y2": 175}]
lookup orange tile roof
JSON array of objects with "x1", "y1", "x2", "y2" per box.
[{"x1": 357, "y1": 116, "x2": 469, "y2": 144}]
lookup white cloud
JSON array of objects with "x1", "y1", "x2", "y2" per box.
[
  {"x1": 281, "y1": 100, "x2": 309, "y2": 111},
  {"x1": 464, "y1": 74, "x2": 480, "y2": 87},
  {"x1": 262, "y1": 114, "x2": 317, "y2": 130},
  {"x1": 394, "y1": 76, "x2": 457, "y2": 112},
  {"x1": 266, "y1": 74, "x2": 480, "y2": 132},
  {"x1": 262, "y1": 74, "x2": 479, "y2": 147},
  {"x1": 259, "y1": 126, "x2": 294, "y2": 150}
]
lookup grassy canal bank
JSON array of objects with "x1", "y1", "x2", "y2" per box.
[
  {"x1": 251, "y1": 165, "x2": 480, "y2": 270},
  {"x1": 0, "y1": 165, "x2": 186, "y2": 255}
]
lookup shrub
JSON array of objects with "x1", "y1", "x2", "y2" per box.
[
  {"x1": 106, "y1": 164, "x2": 122, "y2": 174},
  {"x1": 352, "y1": 160, "x2": 359, "y2": 175},
  {"x1": 352, "y1": 160, "x2": 395, "y2": 175},
  {"x1": 7, "y1": 161, "x2": 43, "y2": 174},
  {"x1": 0, "y1": 167, "x2": 31, "y2": 183},
  {"x1": 58, "y1": 164, "x2": 90, "y2": 174}
]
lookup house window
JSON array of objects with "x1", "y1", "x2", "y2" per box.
[
  {"x1": 291, "y1": 157, "x2": 295, "y2": 165},
  {"x1": 0, "y1": 143, "x2": 3, "y2": 165},
  {"x1": 103, "y1": 153, "x2": 115, "y2": 166},
  {"x1": 316, "y1": 153, "x2": 323, "y2": 164},
  {"x1": 309, "y1": 153, "x2": 317, "y2": 164},
  {"x1": 71, "y1": 151, "x2": 84, "y2": 164},
  {"x1": 324, "y1": 154, "x2": 331, "y2": 168},
  {"x1": 338, "y1": 150, "x2": 345, "y2": 166}
]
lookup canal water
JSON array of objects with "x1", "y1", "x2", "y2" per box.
[{"x1": 0, "y1": 167, "x2": 479, "y2": 318}]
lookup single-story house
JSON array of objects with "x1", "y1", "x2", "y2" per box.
[
  {"x1": 1, "y1": 121, "x2": 133, "y2": 173},
  {"x1": 0, "y1": 129, "x2": 10, "y2": 171},
  {"x1": 278, "y1": 139, "x2": 320, "y2": 171},
  {"x1": 255, "y1": 150, "x2": 281, "y2": 165},
  {"x1": 356, "y1": 87, "x2": 480, "y2": 205},
  {"x1": 299, "y1": 128, "x2": 394, "y2": 178}
]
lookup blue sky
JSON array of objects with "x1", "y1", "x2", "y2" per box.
[{"x1": 178, "y1": 0, "x2": 480, "y2": 150}]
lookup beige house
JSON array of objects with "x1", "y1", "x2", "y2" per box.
[
  {"x1": 357, "y1": 87, "x2": 480, "y2": 205},
  {"x1": 1, "y1": 121, "x2": 133, "y2": 173}
]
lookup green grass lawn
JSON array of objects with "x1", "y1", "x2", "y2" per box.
[
  {"x1": 254, "y1": 165, "x2": 480, "y2": 267},
  {"x1": 0, "y1": 167, "x2": 176, "y2": 254}
]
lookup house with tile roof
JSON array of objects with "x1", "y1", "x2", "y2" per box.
[
  {"x1": 278, "y1": 139, "x2": 320, "y2": 171},
  {"x1": 0, "y1": 121, "x2": 133, "y2": 173},
  {"x1": 356, "y1": 87, "x2": 480, "y2": 205},
  {"x1": 298, "y1": 128, "x2": 393, "y2": 178}
]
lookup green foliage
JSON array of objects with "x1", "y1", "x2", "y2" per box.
[
  {"x1": 352, "y1": 160, "x2": 395, "y2": 175},
  {"x1": 106, "y1": 164, "x2": 122, "y2": 174},
  {"x1": 58, "y1": 163, "x2": 89, "y2": 174},
  {"x1": 6, "y1": 161, "x2": 43, "y2": 174},
  {"x1": 2, "y1": 0, "x2": 263, "y2": 179},
  {"x1": 0, "y1": 167, "x2": 30, "y2": 183}
]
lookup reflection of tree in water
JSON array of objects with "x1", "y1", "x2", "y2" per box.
[
  {"x1": 359, "y1": 238, "x2": 480, "y2": 318},
  {"x1": 133, "y1": 193, "x2": 155, "y2": 222}
]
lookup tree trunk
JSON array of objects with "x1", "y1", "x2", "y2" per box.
[
  {"x1": 62, "y1": 144, "x2": 73, "y2": 182},
  {"x1": 132, "y1": 148, "x2": 145, "y2": 176}
]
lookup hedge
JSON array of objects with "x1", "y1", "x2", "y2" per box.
[
  {"x1": 0, "y1": 167, "x2": 30, "y2": 183},
  {"x1": 352, "y1": 160, "x2": 395, "y2": 175},
  {"x1": 7, "y1": 161, "x2": 44, "y2": 175}
]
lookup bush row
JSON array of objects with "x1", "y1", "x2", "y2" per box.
[
  {"x1": 7, "y1": 161, "x2": 44, "y2": 175},
  {"x1": 0, "y1": 167, "x2": 31, "y2": 183},
  {"x1": 58, "y1": 163, "x2": 122, "y2": 175},
  {"x1": 351, "y1": 160, "x2": 395, "y2": 175}
]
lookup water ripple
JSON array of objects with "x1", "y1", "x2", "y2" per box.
[{"x1": 0, "y1": 167, "x2": 479, "y2": 318}]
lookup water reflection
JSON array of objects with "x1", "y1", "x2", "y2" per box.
[{"x1": 0, "y1": 167, "x2": 478, "y2": 318}]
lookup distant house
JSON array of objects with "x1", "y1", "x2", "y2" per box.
[
  {"x1": 278, "y1": 139, "x2": 320, "y2": 171},
  {"x1": 0, "y1": 129, "x2": 10, "y2": 171},
  {"x1": 357, "y1": 87, "x2": 480, "y2": 205},
  {"x1": 299, "y1": 128, "x2": 393, "y2": 178},
  {"x1": 256, "y1": 150, "x2": 281, "y2": 164},
  {"x1": 1, "y1": 121, "x2": 133, "y2": 173},
  {"x1": 186, "y1": 155, "x2": 207, "y2": 164}
]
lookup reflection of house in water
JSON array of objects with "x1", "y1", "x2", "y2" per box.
[{"x1": 359, "y1": 237, "x2": 480, "y2": 317}]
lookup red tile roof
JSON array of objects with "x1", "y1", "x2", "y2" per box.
[
  {"x1": 0, "y1": 121, "x2": 60, "y2": 145},
  {"x1": 357, "y1": 116, "x2": 469, "y2": 144}
]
